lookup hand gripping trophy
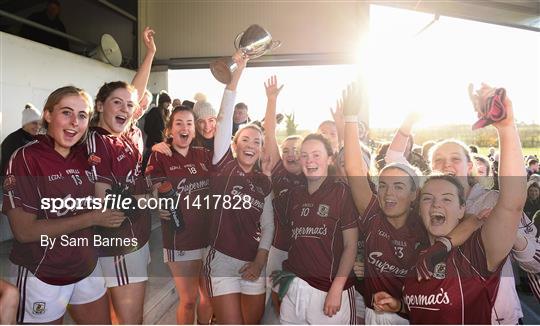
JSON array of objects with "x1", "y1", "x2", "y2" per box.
[{"x1": 210, "y1": 24, "x2": 281, "y2": 84}]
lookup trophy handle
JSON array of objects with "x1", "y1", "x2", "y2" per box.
[
  {"x1": 234, "y1": 32, "x2": 244, "y2": 50},
  {"x1": 268, "y1": 40, "x2": 282, "y2": 51}
]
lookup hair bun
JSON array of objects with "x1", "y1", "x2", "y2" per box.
[{"x1": 194, "y1": 92, "x2": 207, "y2": 102}]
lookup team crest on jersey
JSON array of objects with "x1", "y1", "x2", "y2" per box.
[
  {"x1": 433, "y1": 262, "x2": 446, "y2": 279},
  {"x1": 3, "y1": 175, "x2": 16, "y2": 191},
  {"x1": 199, "y1": 163, "x2": 208, "y2": 172},
  {"x1": 33, "y1": 302, "x2": 46, "y2": 314},
  {"x1": 317, "y1": 204, "x2": 330, "y2": 217}
]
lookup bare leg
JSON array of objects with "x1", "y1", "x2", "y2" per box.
[
  {"x1": 197, "y1": 275, "x2": 213, "y2": 324},
  {"x1": 0, "y1": 280, "x2": 19, "y2": 325},
  {"x1": 168, "y1": 260, "x2": 201, "y2": 324},
  {"x1": 240, "y1": 293, "x2": 265, "y2": 324},
  {"x1": 108, "y1": 282, "x2": 146, "y2": 324},
  {"x1": 68, "y1": 293, "x2": 111, "y2": 324},
  {"x1": 211, "y1": 293, "x2": 243, "y2": 324}
]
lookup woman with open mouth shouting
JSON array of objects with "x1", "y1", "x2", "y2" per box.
[
  {"x1": 3, "y1": 86, "x2": 125, "y2": 324},
  {"x1": 87, "y1": 81, "x2": 151, "y2": 324},
  {"x1": 342, "y1": 83, "x2": 426, "y2": 325},
  {"x1": 385, "y1": 84, "x2": 539, "y2": 324},
  {"x1": 145, "y1": 51, "x2": 247, "y2": 324},
  {"x1": 374, "y1": 85, "x2": 528, "y2": 324},
  {"x1": 273, "y1": 133, "x2": 358, "y2": 324}
]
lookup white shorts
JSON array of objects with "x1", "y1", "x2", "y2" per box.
[
  {"x1": 163, "y1": 248, "x2": 204, "y2": 262},
  {"x1": 266, "y1": 245, "x2": 288, "y2": 292},
  {"x1": 99, "y1": 243, "x2": 150, "y2": 288},
  {"x1": 10, "y1": 262, "x2": 106, "y2": 324},
  {"x1": 365, "y1": 307, "x2": 409, "y2": 325},
  {"x1": 279, "y1": 277, "x2": 356, "y2": 325},
  {"x1": 355, "y1": 290, "x2": 366, "y2": 320},
  {"x1": 204, "y1": 248, "x2": 266, "y2": 297}
]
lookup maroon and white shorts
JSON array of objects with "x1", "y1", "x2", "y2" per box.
[
  {"x1": 279, "y1": 277, "x2": 357, "y2": 325},
  {"x1": 10, "y1": 262, "x2": 106, "y2": 324},
  {"x1": 99, "y1": 242, "x2": 150, "y2": 288}
]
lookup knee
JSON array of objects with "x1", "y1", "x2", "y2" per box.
[
  {"x1": 180, "y1": 297, "x2": 197, "y2": 311},
  {"x1": 1, "y1": 283, "x2": 19, "y2": 308}
]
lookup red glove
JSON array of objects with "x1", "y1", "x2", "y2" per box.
[{"x1": 415, "y1": 237, "x2": 452, "y2": 281}]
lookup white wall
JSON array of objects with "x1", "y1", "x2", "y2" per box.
[{"x1": 0, "y1": 31, "x2": 139, "y2": 241}]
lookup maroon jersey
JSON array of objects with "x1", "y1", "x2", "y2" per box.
[
  {"x1": 279, "y1": 178, "x2": 358, "y2": 292},
  {"x1": 2, "y1": 135, "x2": 97, "y2": 285},
  {"x1": 87, "y1": 127, "x2": 150, "y2": 256},
  {"x1": 403, "y1": 230, "x2": 503, "y2": 324},
  {"x1": 209, "y1": 150, "x2": 272, "y2": 261},
  {"x1": 147, "y1": 146, "x2": 212, "y2": 251},
  {"x1": 126, "y1": 125, "x2": 144, "y2": 154},
  {"x1": 360, "y1": 195, "x2": 425, "y2": 310},
  {"x1": 271, "y1": 160, "x2": 305, "y2": 251}
]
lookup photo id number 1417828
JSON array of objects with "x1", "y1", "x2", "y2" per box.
[{"x1": 183, "y1": 194, "x2": 252, "y2": 210}]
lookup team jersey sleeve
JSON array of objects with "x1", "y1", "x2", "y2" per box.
[
  {"x1": 213, "y1": 148, "x2": 234, "y2": 170},
  {"x1": 357, "y1": 193, "x2": 381, "y2": 232},
  {"x1": 511, "y1": 212, "x2": 540, "y2": 273},
  {"x1": 146, "y1": 151, "x2": 167, "y2": 185},
  {"x1": 273, "y1": 187, "x2": 292, "y2": 228},
  {"x1": 463, "y1": 229, "x2": 505, "y2": 278},
  {"x1": 87, "y1": 131, "x2": 114, "y2": 186},
  {"x1": 2, "y1": 148, "x2": 40, "y2": 215},
  {"x1": 258, "y1": 193, "x2": 275, "y2": 251},
  {"x1": 340, "y1": 185, "x2": 360, "y2": 231}
]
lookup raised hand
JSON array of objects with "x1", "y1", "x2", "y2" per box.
[
  {"x1": 331, "y1": 99, "x2": 344, "y2": 126},
  {"x1": 468, "y1": 83, "x2": 514, "y2": 130},
  {"x1": 264, "y1": 75, "x2": 284, "y2": 100},
  {"x1": 142, "y1": 26, "x2": 156, "y2": 55},
  {"x1": 342, "y1": 82, "x2": 363, "y2": 117}
]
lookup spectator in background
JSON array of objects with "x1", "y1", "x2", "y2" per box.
[
  {"x1": 317, "y1": 120, "x2": 339, "y2": 154},
  {"x1": 182, "y1": 100, "x2": 194, "y2": 109},
  {"x1": 527, "y1": 158, "x2": 539, "y2": 180},
  {"x1": 525, "y1": 181, "x2": 540, "y2": 219},
  {"x1": 143, "y1": 90, "x2": 171, "y2": 169},
  {"x1": 474, "y1": 154, "x2": 495, "y2": 190},
  {"x1": 192, "y1": 93, "x2": 217, "y2": 150},
  {"x1": 421, "y1": 140, "x2": 436, "y2": 162},
  {"x1": 172, "y1": 98, "x2": 182, "y2": 108},
  {"x1": 232, "y1": 102, "x2": 250, "y2": 136},
  {"x1": 20, "y1": 0, "x2": 69, "y2": 51},
  {"x1": 469, "y1": 144, "x2": 479, "y2": 153},
  {"x1": 1, "y1": 104, "x2": 41, "y2": 176},
  {"x1": 487, "y1": 146, "x2": 496, "y2": 161}
]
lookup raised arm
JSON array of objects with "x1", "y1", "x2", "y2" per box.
[
  {"x1": 478, "y1": 86, "x2": 527, "y2": 271},
  {"x1": 385, "y1": 113, "x2": 420, "y2": 164},
  {"x1": 330, "y1": 99, "x2": 345, "y2": 150},
  {"x1": 213, "y1": 51, "x2": 248, "y2": 164},
  {"x1": 131, "y1": 27, "x2": 156, "y2": 102},
  {"x1": 262, "y1": 76, "x2": 284, "y2": 171},
  {"x1": 343, "y1": 83, "x2": 373, "y2": 213}
]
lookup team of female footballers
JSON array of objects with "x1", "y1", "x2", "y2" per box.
[{"x1": 2, "y1": 27, "x2": 537, "y2": 325}]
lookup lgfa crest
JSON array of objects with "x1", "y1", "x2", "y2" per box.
[
  {"x1": 33, "y1": 302, "x2": 46, "y2": 314},
  {"x1": 433, "y1": 262, "x2": 447, "y2": 280},
  {"x1": 317, "y1": 204, "x2": 330, "y2": 218}
]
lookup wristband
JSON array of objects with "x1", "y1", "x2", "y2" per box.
[{"x1": 435, "y1": 236, "x2": 452, "y2": 253}]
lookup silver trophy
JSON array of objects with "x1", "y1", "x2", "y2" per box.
[{"x1": 210, "y1": 24, "x2": 281, "y2": 84}]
